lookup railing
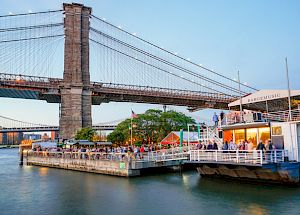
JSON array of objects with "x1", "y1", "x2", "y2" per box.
[
  {"x1": 220, "y1": 109, "x2": 300, "y2": 126},
  {"x1": 26, "y1": 151, "x2": 131, "y2": 162},
  {"x1": 188, "y1": 125, "x2": 223, "y2": 148},
  {"x1": 221, "y1": 113, "x2": 243, "y2": 125},
  {"x1": 92, "y1": 82, "x2": 236, "y2": 102},
  {"x1": 263, "y1": 109, "x2": 300, "y2": 122},
  {"x1": 189, "y1": 150, "x2": 287, "y2": 165},
  {"x1": 26, "y1": 147, "x2": 191, "y2": 163},
  {"x1": 0, "y1": 72, "x2": 62, "y2": 88},
  {"x1": 144, "y1": 147, "x2": 190, "y2": 162},
  {"x1": 206, "y1": 126, "x2": 223, "y2": 146},
  {"x1": 26, "y1": 148, "x2": 288, "y2": 165}
]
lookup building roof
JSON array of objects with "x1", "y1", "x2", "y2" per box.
[
  {"x1": 228, "y1": 90, "x2": 300, "y2": 111},
  {"x1": 95, "y1": 141, "x2": 112, "y2": 145},
  {"x1": 66, "y1": 140, "x2": 95, "y2": 145},
  {"x1": 160, "y1": 131, "x2": 199, "y2": 144},
  {"x1": 32, "y1": 141, "x2": 57, "y2": 148}
]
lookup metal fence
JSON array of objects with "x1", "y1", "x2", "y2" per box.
[
  {"x1": 26, "y1": 147, "x2": 191, "y2": 163},
  {"x1": 263, "y1": 109, "x2": 300, "y2": 122},
  {"x1": 26, "y1": 148, "x2": 288, "y2": 165},
  {"x1": 189, "y1": 149, "x2": 287, "y2": 165},
  {"x1": 144, "y1": 147, "x2": 190, "y2": 162},
  {"x1": 27, "y1": 151, "x2": 131, "y2": 162}
]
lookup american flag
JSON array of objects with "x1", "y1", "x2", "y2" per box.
[{"x1": 131, "y1": 110, "x2": 138, "y2": 118}]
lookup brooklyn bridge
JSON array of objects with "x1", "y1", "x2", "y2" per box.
[{"x1": 0, "y1": 3, "x2": 256, "y2": 140}]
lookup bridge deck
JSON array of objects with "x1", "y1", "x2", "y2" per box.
[{"x1": 0, "y1": 72, "x2": 236, "y2": 109}]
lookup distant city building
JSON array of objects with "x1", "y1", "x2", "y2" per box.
[
  {"x1": 23, "y1": 133, "x2": 42, "y2": 141},
  {"x1": 0, "y1": 132, "x2": 23, "y2": 145},
  {"x1": 42, "y1": 133, "x2": 50, "y2": 141}
]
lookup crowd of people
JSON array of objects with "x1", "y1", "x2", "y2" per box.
[
  {"x1": 195, "y1": 139, "x2": 275, "y2": 151},
  {"x1": 32, "y1": 138, "x2": 275, "y2": 155},
  {"x1": 31, "y1": 144, "x2": 170, "y2": 160}
]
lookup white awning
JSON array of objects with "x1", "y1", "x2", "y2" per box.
[{"x1": 229, "y1": 90, "x2": 300, "y2": 107}]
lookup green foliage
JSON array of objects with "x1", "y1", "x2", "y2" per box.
[
  {"x1": 108, "y1": 109, "x2": 195, "y2": 145},
  {"x1": 107, "y1": 130, "x2": 125, "y2": 144},
  {"x1": 75, "y1": 127, "x2": 96, "y2": 142}
]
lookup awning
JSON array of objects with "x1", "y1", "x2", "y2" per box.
[
  {"x1": 96, "y1": 141, "x2": 112, "y2": 145},
  {"x1": 228, "y1": 90, "x2": 300, "y2": 111},
  {"x1": 66, "y1": 140, "x2": 95, "y2": 146}
]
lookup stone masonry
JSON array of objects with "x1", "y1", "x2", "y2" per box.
[{"x1": 60, "y1": 3, "x2": 92, "y2": 140}]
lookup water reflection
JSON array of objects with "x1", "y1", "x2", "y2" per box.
[
  {"x1": 38, "y1": 167, "x2": 49, "y2": 177},
  {"x1": 1, "y1": 149, "x2": 300, "y2": 215},
  {"x1": 239, "y1": 204, "x2": 269, "y2": 215}
]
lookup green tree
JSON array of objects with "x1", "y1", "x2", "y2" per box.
[
  {"x1": 108, "y1": 109, "x2": 195, "y2": 145},
  {"x1": 107, "y1": 130, "x2": 125, "y2": 145},
  {"x1": 75, "y1": 127, "x2": 96, "y2": 142}
]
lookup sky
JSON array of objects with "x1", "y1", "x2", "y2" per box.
[{"x1": 0, "y1": 0, "x2": 299, "y2": 126}]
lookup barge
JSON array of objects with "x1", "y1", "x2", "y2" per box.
[{"x1": 188, "y1": 89, "x2": 300, "y2": 184}]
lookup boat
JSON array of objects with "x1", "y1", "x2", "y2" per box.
[{"x1": 187, "y1": 89, "x2": 300, "y2": 184}]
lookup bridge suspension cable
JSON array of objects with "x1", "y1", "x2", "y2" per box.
[
  {"x1": 93, "y1": 118, "x2": 126, "y2": 126},
  {"x1": 0, "y1": 115, "x2": 53, "y2": 128},
  {"x1": 0, "y1": 10, "x2": 64, "y2": 78},
  {"x1": 90, "y1": 27, "x2": 248, "y2": 96},
  {"x1": 0, "y1": 10, "x2": 63, "y2": 18},
  {"x1": 90, "y1": 15, "x2": 257, "y2": 97},
  {"x1": 90, "y1": 38, "x2": 232, "y2": 97}
]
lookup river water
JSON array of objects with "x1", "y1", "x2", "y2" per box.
[{"x1": 1, "y1": 149, "x2": 300, "y2": 215}]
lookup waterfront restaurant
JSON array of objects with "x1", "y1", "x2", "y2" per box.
[
  {"x1": 223, "y1": 89, "x2": 300, "y2": 154},
  {"x1": 161, "y1": 131, "x2": 199, "y2": 146}
]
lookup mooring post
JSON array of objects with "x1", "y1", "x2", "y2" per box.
[{"x1": 19, "y1": 146, "x2": 23, "y2": 165}]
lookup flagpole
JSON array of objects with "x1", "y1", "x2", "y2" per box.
[
  {"x1": 237, "y1": 70, "x2": 243, "y2": 122},
  {"x1": 285, "y1": 57, "x2": 292, "y2": 121},
  {"x1": 130, "y1": 116, "x2": 133, "y2": 145}
]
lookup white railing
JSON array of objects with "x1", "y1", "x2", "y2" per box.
[
  {"x1": 26, "y1": 147, "x2": 191, "y2": 163},
  {"x1": 221, "y1": 113, "x2": 243, "y2": 125},
  {"x1": 220, "y1": 109, "x2": 300, "y2": 126},
  {"x1": 144, "y1": 146, "x2": 190, "y2": 162},
  {"x1": 189, "y1": 150, "x2": 287, "y2": 165},
  {"x1": 207, "y1": 126, "x2": 223, "y2": 146},
  {"x1": 26, "y1": 148, "x2": 288, "y2": 165},
  {"x1": 188, "y1": 124, "x2": 223, "y2": 148},
  {"x1": 263, "y1": 109, "x2": 300, "y2": 122},
  {"x1": 26, "y1": 151, "x2": 131, "y2": 162}
]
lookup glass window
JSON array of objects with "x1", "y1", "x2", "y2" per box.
[
  {"x1": 272, "y1": 126, "x2": 282, "y2": 135},
  {"x1": 234, "y1": 129, "x2": 245, "y2": 144},
  {"x1": 258, "y1": 127, "x2": 270, "y2": 143},
  {"x1": 246, "y1": 128, "x2": 258, "y2": 147},
  {"x1": 223, "y1": 130, "x2": 233, "y2": 143}
]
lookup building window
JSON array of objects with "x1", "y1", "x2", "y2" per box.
[
  {"x1": 223, "y1": 130, "x2": 233, "y2": 143},
  {"x1": 272, "y1": 126, "x2": 282, "y2": 135},
  {"x1": 246, "y1": 128, "x2": 258, "y2": 147},
  {"x1": 258, "y1": 127, "x2": 270, "y2": 143},
  {"x1": 234, "y1": 129, "x2": 245, "y2": 144}
]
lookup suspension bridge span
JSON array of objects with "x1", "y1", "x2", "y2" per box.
[
  {"x1": 0, "y1": 3, "x2": 257, "y2": 139},
  {"x1": 0, "y1": 115, "x2": 119, "y2": 133}
]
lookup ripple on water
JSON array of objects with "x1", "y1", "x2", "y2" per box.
[{"x1": 1, "y1": 149, "x2": 300, "y2": 215}]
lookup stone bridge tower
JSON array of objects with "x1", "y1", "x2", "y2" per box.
[{"x1": 60, "y1": 3, "x2": 92, "y2": 140}]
